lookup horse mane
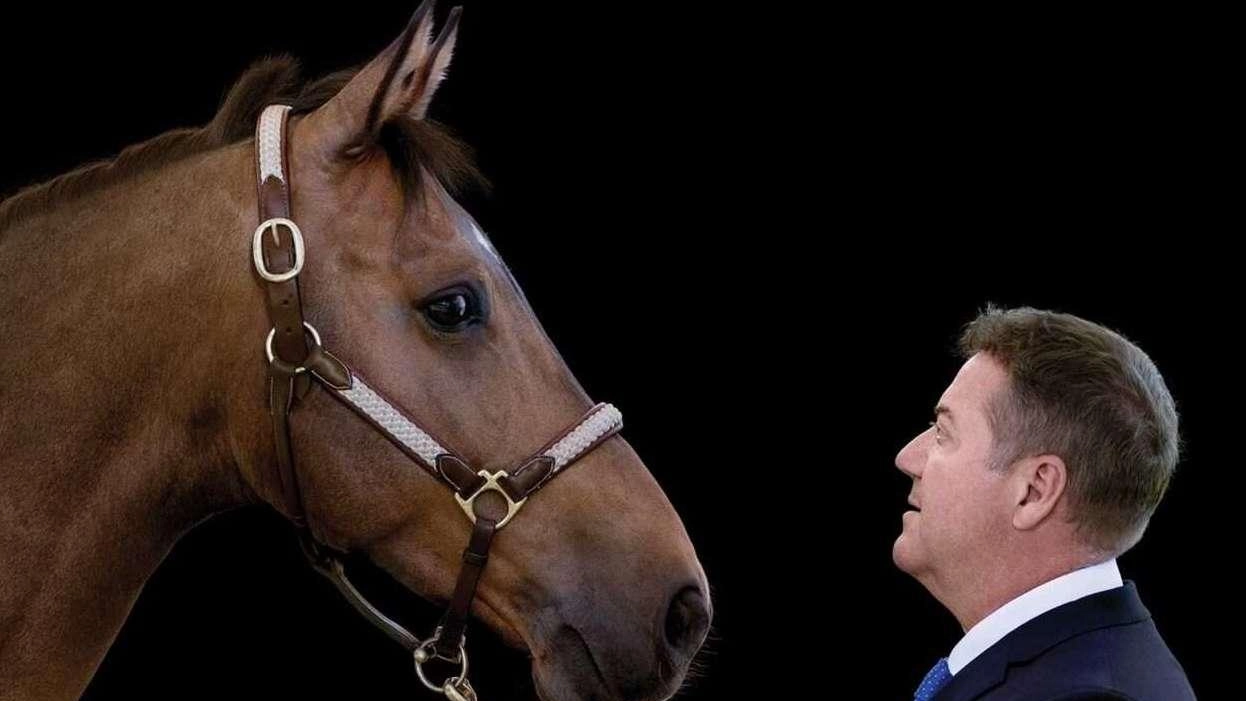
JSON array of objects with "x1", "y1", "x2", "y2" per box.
[{"x1": 0, "y1": 55, "x2": 486, "y2": 232}]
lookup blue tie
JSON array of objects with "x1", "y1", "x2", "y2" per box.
[{"x1": 914, "y1": 657, "x2": 952, "y2": 701}]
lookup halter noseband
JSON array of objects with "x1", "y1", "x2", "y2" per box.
[{"x1": 251, "y1": 104, "x2": 622, "y2": 701}]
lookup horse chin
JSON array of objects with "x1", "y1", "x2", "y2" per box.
[{"x1": 531, "y1": 624, "x2": 617, "y2": 701}]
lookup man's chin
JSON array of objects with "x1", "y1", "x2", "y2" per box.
[{"x1": 891, "y1": 535, "x2": 923, "y2": 576}]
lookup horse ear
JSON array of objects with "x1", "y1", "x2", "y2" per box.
[
  {"x1": 300, "y1": 1, "x2": 462, "y2": 159},
  {"x1": 409, "y1": 6, "x2": 460, "y2": 121}
]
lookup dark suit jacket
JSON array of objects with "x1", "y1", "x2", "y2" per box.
[{"x1": 935, "y1": 581, "x2": 1195, "y2": 701}]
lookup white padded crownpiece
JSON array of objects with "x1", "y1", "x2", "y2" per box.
[
  {"x1": 338, "y1": 376, "x2": 448, "y2": 466},
  {"x1": 258, "y1": 105, "x2": 292, "y2": 183},
  {"x1": 544, "y1": 404, "x2": 623, "y2": 471}
]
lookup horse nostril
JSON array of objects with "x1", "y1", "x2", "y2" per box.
[{"x1": 664, "y1": 585, "x2": 710, "y2": 657}]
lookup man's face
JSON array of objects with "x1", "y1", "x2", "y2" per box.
[{"x1": 892, "y1": 352, "x2": 1014, "y2": 587}]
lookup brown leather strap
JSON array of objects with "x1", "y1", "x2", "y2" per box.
[
  {"x1": 434, "y1": 515, "x2": 498, "y2": 660},
  {"x1": 255, "y1": 106, "x2": 314, "y2": 523},
  {"x1": 302, "y1": 345, "x2": 353, "y2": 390},
  {"x1": 435, "y1": 454, "x2": 489, "y2": 497},
  {"x1": 255, "y1": 108, "x2": 311, "y2": 370},
  {"x1": 268, "y1": 369, "x2": 306, "y2": 525},
  {"x1": 498, "y1": 403, "x2": 623, "y2": 501},
  {"x1": 500, "y1": 455, "x2": 555, "y2": 501},
  {"x1": 266, "y1": 348, "x2": 354, "y2": 526}
]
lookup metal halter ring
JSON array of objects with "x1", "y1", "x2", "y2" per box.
[
  {"x1": 253, "y1": 217, "x2": 305, "y2": 283},
  {"x1": 265, "y1": 322, "x2": 322, "y2": 371},
  {"x1": 414, "y1": 635, "x2": 470, "y2": 696},
  {"x1": 455, "y1": 470, "x2": 527, "y2": 530}
]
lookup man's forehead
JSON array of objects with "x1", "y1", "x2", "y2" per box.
[{"x1": 938, "y1": 353, "x2": 1009, "y2": 418}]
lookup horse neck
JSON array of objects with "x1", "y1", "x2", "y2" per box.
[{"x1": 0, "y1": 141, "x2": 268, "y2": 697}]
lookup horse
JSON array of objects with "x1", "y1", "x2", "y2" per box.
[{"x1": 0, "y1": 4, "x2": 711, "y2": 700}]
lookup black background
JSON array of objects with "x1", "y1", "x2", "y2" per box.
[{"x1": 1, "y1": 3, "x2": 1231, "y2": 699}]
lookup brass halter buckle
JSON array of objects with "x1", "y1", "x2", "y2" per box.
[{"x1": 454, "y1": 470, "x2": 526, "y2": 530}]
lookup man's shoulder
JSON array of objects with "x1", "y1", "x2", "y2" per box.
[
  {"x1": 968, "y1": 584, "x2": 1195, "y2": 701},
  {"x1": 991, "y1": 613, "x2": 1194, "y2": 701}
]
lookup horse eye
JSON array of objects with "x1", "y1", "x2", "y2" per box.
[{"x1": 421, "y1": 288, "x2": 482, "y2": 332}]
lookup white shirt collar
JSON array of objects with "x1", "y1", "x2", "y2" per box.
[{"x1": 947, "y1": 559, "x2": 1123, "y2": 675}]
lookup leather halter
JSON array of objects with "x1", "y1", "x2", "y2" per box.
[{"x1": 251, "y1": 104, "x2": 623, "y2": 700}]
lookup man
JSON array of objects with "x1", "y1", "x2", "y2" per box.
[{"x1": 894, "y1": 306, "x2": 1195, "y2": 701}]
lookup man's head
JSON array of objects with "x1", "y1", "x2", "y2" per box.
[{"x1": 892, "y1": 305, "x2": 1179, "y2": 618}]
